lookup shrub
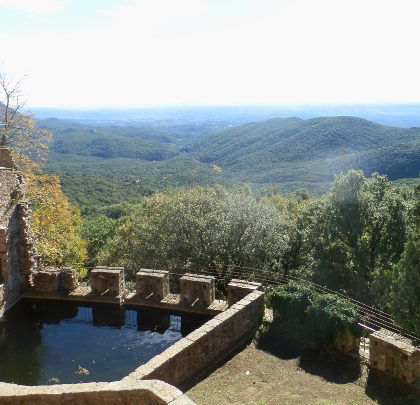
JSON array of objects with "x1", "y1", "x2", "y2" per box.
[
  {"x1": 269, "y1": 282, "x2": 361, "y2": 348},
  {"x1": 268, "y1": 281, "x2": 314, "y2": 342},
  {"x1": 305, "y1": 293, "x2": 362, "y2": 346}
]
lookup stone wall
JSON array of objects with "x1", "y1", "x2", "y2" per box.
[
  {"x1": 0, "y1": 379, "x2": 194, "y2": 405},
  {"x1": 90, "y1": 267, "x2": 125, "y2": 297},
  {"x1": 125, "y1": 290, "x2": 265, "y2": 388},
  {"x1": 369, "y1": 329, "x2": 420, "y2": 384},
  {"x1": 136, "y1": 269, "x2": 170, "y2": 301},
  {"x1": 1, "y1": 282, "x2": 264, "y2": 404},
  {"x1": 227, "y1": 279, "x2": 262, "y2": 306},
  {"x1": 180, "y1": 274, "x2": 215, "y2": 307},
  {"x1": 0, "y1": 149, "x2": 37, "y2": 318}
]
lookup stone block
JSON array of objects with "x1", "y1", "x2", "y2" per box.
[
  {"x1": 90, "y1": 267, "x2": 125, "y2": 296},
  {"x1": 136, "y1": 268, "x2": 169, "y2": 301},
  {"x1": 333, "y1": 327, "x2": 360, "y2": 354},
  {"x1": 180, "y1": 273, "x2": 215, "y2": 307},
  {"x1": 0, "y1": 148, "x2": 15, "y2": 169},
  {"x1": 0, "y1": 228, "x2": 6, "y2": 253},
  {"x1": 0, "y1": 255, "x2": 7, "y2": 282},
  {"x1": 369, "y1": 329, "x2": 420, "y2": 384},
  {"x1": 33, "y1": 270, "x2": 59, "y2": 293},
  {"x1": 58, "y1": 267, "x2": 79, "y2": 291},
  {"x1": 227, "y1": 279, "x2": 262, "y2": 306}
]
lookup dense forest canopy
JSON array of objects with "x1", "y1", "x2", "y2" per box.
[{"x1": 41, "y1": 115, "x2": 420, "y2": 215}]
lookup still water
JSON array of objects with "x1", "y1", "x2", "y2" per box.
[{"x1": 0, "y1": 299, "x2": 210, "y2": 385}]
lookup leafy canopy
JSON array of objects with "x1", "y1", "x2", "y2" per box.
[
  {"x1": 298, "y1": 170, "x2": 414, "y2": 307},
  {"x1": 98, "y1": 185, "x2": 291, "y2": 278}
]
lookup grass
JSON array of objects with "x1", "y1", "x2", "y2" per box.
[{"x1": 186, "y1": 343, "x2": 419, "y2": 405}]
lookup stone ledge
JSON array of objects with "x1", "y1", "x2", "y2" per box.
[
  {"x1": 0, "y1": 379, "x2": 194, "y2": 405},
  {"x1": 132, "y1": 289, "x2": 265, "y2": 388}
]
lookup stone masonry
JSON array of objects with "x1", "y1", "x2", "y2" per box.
[
  {"x1": 136, "y1": 269, "x2": 169, "y2": 301},
  {"x1": 90, "y1": 267, "x2": 125, "y2": 296},
  {"x1": 227, "y1": 279, "x2": 262, "y2": 306},
  {"x1": 0, "y1": 148, "x2": 38, "y2": 318},
  {"x1": 33, "y1": 269, "x2": 59, "y2": 293},
  {"x1": 180, "y1": 273, "x2": 215, "y2": 307},
  {"x1": 369, "y1": 329, "x2": 420, "y2": 384},
  {"x1": 58, "y1": 267, "x2": 79, "y2": 291}
]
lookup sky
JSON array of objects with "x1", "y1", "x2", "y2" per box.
[{"x1": 1, "y1": 0, "x2": 420, "y2": 108}]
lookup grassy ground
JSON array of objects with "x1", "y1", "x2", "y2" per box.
[{"x1": 186, "y1": 343, "x2": 420, "y2": 405}]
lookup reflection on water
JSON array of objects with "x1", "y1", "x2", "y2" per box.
[{"x1": 0, "y1": 300, "x2": 210, "y2": 386}]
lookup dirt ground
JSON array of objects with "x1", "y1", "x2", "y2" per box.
[{"x1": 186, "y1": 344, "x2": 420, "y2": 405}]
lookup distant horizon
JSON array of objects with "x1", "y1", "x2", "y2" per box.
[
  {"x1": 28, "y1": 103, "x2": 420, "y2": 129},
  {"x1": 27, "y1": 101, "x2": 420, "y2": 111}
]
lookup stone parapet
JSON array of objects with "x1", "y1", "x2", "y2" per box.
[
  {"x1": 227, "y1": 279, "x2": 262, "y2": 306},
  {"x1": 125, "y1": 290, "x2": 264, "y2": 388},
  {"x1": 136, "y1": 269, "x2": 169, "y2": 301},
  {"x1": 180, "y1": 274, "x2": 215, "y2": 307},
  {"x1": 33, "y1": 270, "x2": 59, "y2": 293},
  {"x1": 0, "y1": 379, "x2": 195, "y2": 405},
  {"x1": 369, "y1": 328, "x2": 420, "y2": 384},
  {"x1": 58, "y1": 267, "x2": 79, "y2": 291},
  {"x1": 90, "y1": 267, "x2": 125, "y2": 297}
]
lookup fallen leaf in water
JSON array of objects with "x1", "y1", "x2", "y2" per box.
[{"x1": 75, "y1": 366, "x2": 89, "y2": 375}]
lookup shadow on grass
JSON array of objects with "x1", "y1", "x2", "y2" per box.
[
  {"x1": 298, "y1": 352, "x2": 361, "y2": 384},
  {"x1": 364, "y1": 369, "x2": 420, "y2": 405},
  {"x1": 257, "y1": 321, "x2": 420, "y2": 404},
  {"x1": 257, "y1": 320, "x2": 361, "y2": 383}
]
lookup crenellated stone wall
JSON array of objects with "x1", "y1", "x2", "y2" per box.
[{"x1": 0, "y1": 148, "x2": 38, "y2": 318}]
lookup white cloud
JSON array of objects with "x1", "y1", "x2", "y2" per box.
[{"x1": 0, "y1": 0, "x2": 65, "y2": 15}]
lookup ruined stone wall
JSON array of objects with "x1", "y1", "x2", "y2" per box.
[
  {"x1": 125, "y1": 290, "x2": 264, "y2": 388},
  {"x1": 0, "y1": 149, "x2": 37, "y2": 318}
]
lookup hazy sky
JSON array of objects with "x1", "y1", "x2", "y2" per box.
[{"x1": 1, "y1": 0, "x2": 420, "y2": 107}]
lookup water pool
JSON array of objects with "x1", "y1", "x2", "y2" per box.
[{"x1": 0, "y1": 299, "x2": 210, "y2": 385}]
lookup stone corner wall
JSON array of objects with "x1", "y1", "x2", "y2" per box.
[
  {"x1": 369, "y1": 329, "x2": 420, "y2": 384},
  {"x1": 126, "y1": 289, "x2": 265, "y2": 388}
]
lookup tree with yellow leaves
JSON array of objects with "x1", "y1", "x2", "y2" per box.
[{"x1": 1, "y1": 73, "x2": 86, "y2": 272}]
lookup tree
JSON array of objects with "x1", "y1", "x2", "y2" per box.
[
  {"x1": 0, "y1": 73, "x2": 51, "y2": 171},
  {"x1": 81, "y1": 215, "x2": 117, "y2": 267},
  {"x1": 25, "y1": 172, "x2": 87, "y2": 274},
  {"x1": 391, "y1": 182, "x2": 420, "y2": 335},
  {"x1": 299, "y1": 170, "x2": 414, "y2": 306},
  {"x1": 98, "y1": 185, "x2": 291, "y2": 279},
  {"x1": 1, "y1": 73, "x2": 85, "y2": 272}
]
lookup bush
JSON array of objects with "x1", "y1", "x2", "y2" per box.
[
  {"x1": 268, "y1": 282, "x2": 314, "y2": 342},
  {"x1": 268, "y1": 282, "x2": 361, "y2": 348},
  {"x1": 305, "y1": 294, "x2": 362, "y2": 346}
]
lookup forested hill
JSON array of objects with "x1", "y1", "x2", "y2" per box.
[
  {"x1": 185, "y1": 116, "x2": 420, "y2": 187},
  {"x1": 40, "y1": 115, "x2": 420, "y2": 213},
  {"x1": 37, "y1": 118, "x2": 181, "y2": 161}
]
